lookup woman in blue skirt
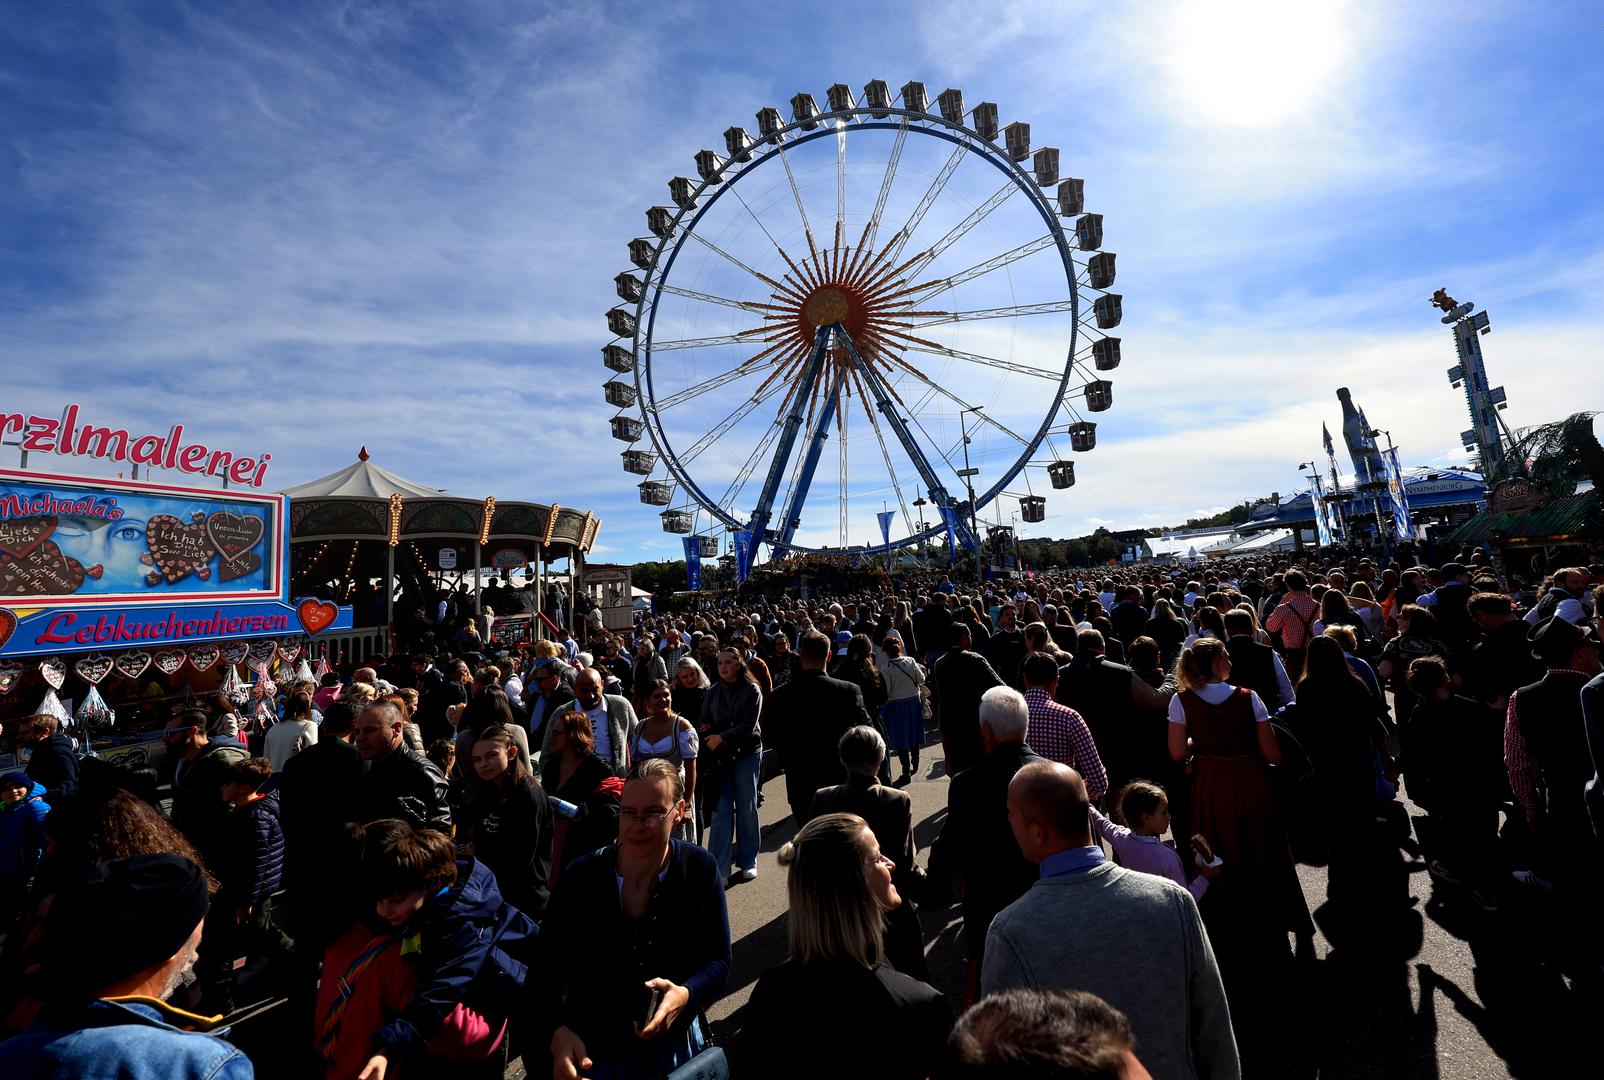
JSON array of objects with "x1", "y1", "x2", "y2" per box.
[{"x1": 877, "y1": 633, "x2": 928, "y2": 785}]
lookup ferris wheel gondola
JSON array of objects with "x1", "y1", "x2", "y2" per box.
[{"x1": 602, "y1": 79, "x2": 1125, "y2": 563}]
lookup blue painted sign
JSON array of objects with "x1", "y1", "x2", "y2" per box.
[{"x1": 0, "y1": 598, "x2": 352, "y2": 658}]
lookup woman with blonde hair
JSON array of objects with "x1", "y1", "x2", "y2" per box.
[
  {"x1": 738, "y1": 812, "x2": 950, "y2": 1078},
  {"x1": 1168, "y1": 638, "x2": 1312, "y2": 959}
]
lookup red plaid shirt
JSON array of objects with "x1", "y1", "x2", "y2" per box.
[
  {"x1": 1024, "y1": 689, "x2": 1108, "y2": 799},
  {"x1": 1266, "y1": 594, "x2": 1320, "y2": 650}
]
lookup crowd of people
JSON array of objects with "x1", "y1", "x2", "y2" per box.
[{"x1": 0, "y1": 548, "x2": 1601, "y2": 1078}]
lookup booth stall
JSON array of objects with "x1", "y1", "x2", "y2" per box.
[{"x1": 0, "y1": 467, "x2": 352, "y2": 767}]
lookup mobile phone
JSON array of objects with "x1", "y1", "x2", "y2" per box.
[{"x1": 643, "y1": 987, "x2": 664, "y2": 1028}]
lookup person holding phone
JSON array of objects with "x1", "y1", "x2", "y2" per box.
[{"x1": 538, "y1": 758, "x2": 731, "y2": 1079}]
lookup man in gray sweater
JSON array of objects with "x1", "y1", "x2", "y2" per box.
[{"x1": 982, "y1": 761, "x2": 1239, "y2": 1080}]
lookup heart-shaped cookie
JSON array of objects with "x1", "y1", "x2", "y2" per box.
[
  {"x1": 75, "y1": 653, "x2": 115, "y2": 684},
  {"x1": 247, "y1": 638, "x2": 279, "y2": 664},
  {"x1": 276, "y1": 640, "x2": 302, "y2": 663},
  {"x1": 38, "y1": 656, "x2": 66, "y2": 690},
  {"x1": 207, "y1": 511, "x2": 265, "y2": 564},
  {"x1": 0, "y1": 541, "x2": 88, "y2": 597},
  {"x1": 153, "y1": 648, "x2": 187, "y2": 675},
  {"x1": 0, "y1": 607, "x2": 15, "y2": 650},
  {"x1": 218, "y1": 550, "x2": 261, "y2": 583},
  {"x1": 0, "y1": 659, "x2": 22, "y2": 694},
  {"x1": 220, "y1": 641, "x2": 249, "y2": 664},
  {"x1": 146, "y1": 513, "x2": 214, "y2": 585},
  {"x1": 297, "y1": 598, "x2": 339, "y2": 635},
  {"x1": 188, "y1": 643, "x2": 222, "y2": 672},
  {"x1": 0, "y1": 515, "x2": 57, "y2": 559},
  {"x1": 114, "y1": 651, "x2": 152, "y2": 680}
]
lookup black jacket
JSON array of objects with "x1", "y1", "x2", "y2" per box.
[
  {"x1": 464, "y1": 777, "x2": 553, "y2": 921},
  {"x1": 930, "y1": 647, "x2": 1005, "y2": 774},
  {"x1": 171, "y1": 741, "x2": 250, "y2": 860},
  {"x1": 24, "y1": 733, "x2": 78, "y2": 805},
  {"x1": 358, "y1": 745, "x2": 452, "y2": 832},
  {"x1": 739, "y1": 959, "x2": 951, "y2": 1080},
  {"x1": 764, "y1": 670, "x2": 869, "y2": 821},
  {"x1": 927, "y1": 742, "x2": 1042, "y2": 956},
  {"x1": 811, "y1": 776, "x2": 916, "y2": 889},
  {"x1": 984, "y1": 628, "x2": 1028, "y2": 688}
]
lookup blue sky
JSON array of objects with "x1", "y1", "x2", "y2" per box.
[{"x1": 3, "y1": 1, "x2": 1601, "y2": 562}]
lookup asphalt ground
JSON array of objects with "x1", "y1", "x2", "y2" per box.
[
  {"x1": 704, "y1": 739, "x2": 1593, "y2": 1080},
  {"x1": 220, "y1": 733, "x2": 1595, "y2": 1078}
]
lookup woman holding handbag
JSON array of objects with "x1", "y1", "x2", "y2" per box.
[{"x1": 876, "y1": 633, "x2": 927, "y2": 786}]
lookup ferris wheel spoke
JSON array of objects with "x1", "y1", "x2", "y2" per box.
[
  {"x1": 903, "y1": 299, "x2": 1077, "y2": 328},
  {"x1": 658, "y1": 283, "x2": 789, "y2": 313},
  {"x1": 845, "y1": 363, "x2": 917, "y2": 541},
  {"x1": 864, "y1": 119, "x2": 909, "y2": 252},
  {"x1": 894, "y1": 181, "x2": 1019, "y2": 285},
  {"x1": 875, "y1": 350, "x2": 1032, "y2": 446},
  {"x1": 685, "y1": 230, "x2": 806, "y2": 302},
  {"x1": 890, "y1": 234, "x2": 1058, "y2": 303},
  {"x1": 651, "y1": 325, "x2": 786, "y2": 352},
  {"x1": 835, "y1": 119, "x2": 847, "y2": 256},
  {"x1": 884, "y1": 143, "x2": 966, "y2": 266},
  {"x1": 878, "y1": 329, "x2": 1064, "y2": 382},
  {"x1": 718, "y1": 412, "x2": 788, "y2": 514},
  {"x1": 727, "y1": 184, "x2": 822, "y2": 296},
  {"x1": 679, "y1": 377, "x2": 792, "y2": 466},
  {"x1": 777, "y1": 144, "x2": 819, "y2": 261},
  {"x1": 650, "y1": 347, "x2": 791, "y2": 412}
]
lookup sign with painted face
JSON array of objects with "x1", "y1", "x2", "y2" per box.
[{"x1": 0, "y1": 470, "x2": 285, "y2": 606}]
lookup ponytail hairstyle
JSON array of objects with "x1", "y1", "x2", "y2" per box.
[
  {"x1": 1176, "y1": 638, "x2": 1229, "y2": 692},
  {"x1": 777, "y1": 813, "x2": 883, "y2": 969}
]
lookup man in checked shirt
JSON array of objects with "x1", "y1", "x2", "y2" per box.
[{"x1": 1020, "y1": 651, "x2": 1108, "y2": 802}]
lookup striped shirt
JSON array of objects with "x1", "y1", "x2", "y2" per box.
[{"x1": 1024, "y1": 689, "x2": 1108, "y2": 799}]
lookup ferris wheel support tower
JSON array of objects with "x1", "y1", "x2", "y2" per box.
[{"x1": 1431, "y1": 288, "x2": 1511, "y2": 478}]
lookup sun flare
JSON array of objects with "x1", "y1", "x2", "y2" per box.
[{"x1": 1167, "y1": 1, "x2": 1349, "y2": 128}]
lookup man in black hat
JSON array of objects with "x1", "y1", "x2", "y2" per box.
[
  {"x1": 1505, "y1": 613, "x2": 1603, "y2": 949},
  {"x1": 0, "y1": 854, "x2": 252, "y2": 1078}
]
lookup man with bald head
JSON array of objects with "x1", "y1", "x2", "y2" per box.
[{"x1": 985, "y1": 761, "x2": 1239, "y2": 1080}]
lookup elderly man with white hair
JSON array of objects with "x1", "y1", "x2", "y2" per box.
[{"x1": 927, "y1": 685, "x2": 1044, "y2": 996}]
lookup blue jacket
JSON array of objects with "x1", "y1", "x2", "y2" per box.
[
  {"x1": 0, "y1": 781, "x2": 49, "y2": 879},
  {"x1": 0, "y1": 996, "x2": 252, "y2": 1079},
  {"x1": 371, "y1": 857, "x2": 538, "y2": 1061},
  {"x1": 220, "y1": 790, "x2": 285, "y2": 908}
]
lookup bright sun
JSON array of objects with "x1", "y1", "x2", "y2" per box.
[{"x1": 1166, "y1": 1, "x2": 1349, "y2": 128}]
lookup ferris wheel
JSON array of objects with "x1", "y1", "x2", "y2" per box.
[{"x1": 604, "y1": 79, "x2": 1122, "y2": 564}]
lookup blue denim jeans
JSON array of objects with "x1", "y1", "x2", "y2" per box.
[{"x1": 707, "y1": 751, "x2": 761, "y2": 880}]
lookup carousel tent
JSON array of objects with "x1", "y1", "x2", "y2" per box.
[{"x1": 281, "y1": 449, "x2": 599, "y2": 653}]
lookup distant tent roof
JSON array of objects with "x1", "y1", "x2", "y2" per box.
[{"x1": 279, "y1": 447, "x2": 453, "y2": 500}]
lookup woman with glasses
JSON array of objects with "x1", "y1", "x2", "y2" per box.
[
  {"x1": 631, "y1": 680, "x2": 699, "y2": 842},
  {"x1": 737, "y1": 812, "x2": 950, "y2": 1079},
  {"x1": 700, "y1": 648, "x2": 763, "y2": 885},
  {"x1": 541, "y1": 758, "x2": 731, "y2": 1080},
  {"x1": 464, "y1": 724, "x2": 553, "y2": 922},
  {"x1": 540, "y1": 710, "x2": 622, "y2": 874}
]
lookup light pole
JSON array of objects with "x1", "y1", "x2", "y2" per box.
[
  {"x1": 913, "y1": 490, "x2": 928, "y2": 566},
  {"x1": 958, "y1": 407, "x2": 983, "y2": 578},
  {"x1": 1298, "y1": 462, "x2": 1324, "y2": 550}
]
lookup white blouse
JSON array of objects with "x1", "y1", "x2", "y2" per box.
[{"x1": 1167, "y1": 681, "x2": 1269, "y2": 727}]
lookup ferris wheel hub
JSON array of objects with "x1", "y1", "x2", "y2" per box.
[{"x1": 803, "y1": 285, "x2": 852, "y2": 328}]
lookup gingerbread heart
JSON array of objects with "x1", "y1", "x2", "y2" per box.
[
  {"x1": 39, "y1": 656, "x2": 66, "y2": 690},
  {"x1": 114, "y1": 651, "x2": 152, "y2": 680},
  {"x1": 153, "y1": 648, "x2": 187, "y2": 675},
  {"x1": 218, "y1": 550, "x2": 261, "y2": 583},
  {"x1": 247, "y1": 638, "x2": 279, "y2": 664},
  {"x1": 0, "y1": 608, "x2": 15, "y2": 650},
  {"x1": 220, "y1": 641, "x2": 249, "y2": 664},
  {"x1": 297, "y1": 598, "x2": 339, "y2": 635},
  {"x1": 207, "y1": 511, "x2": 265, "y2": 564},
  {"x1": 146, "y1": 513, "x2": 213, "y2": 585},
  {"x1": 188, "y1": 643, "x2": 222, "y2": 672},
  {"x1": 75, "y1": 653, "x2": 115, "y2": 684},
  {"x1": 0, "y1": 515, "x2": 57, "y2": 559},
  {"x1": 0, "y1": 659, "x2": 22, "y2": 694},
  {"x1": 0, "y1": 541, "x2": 87, "y2": 597}
]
